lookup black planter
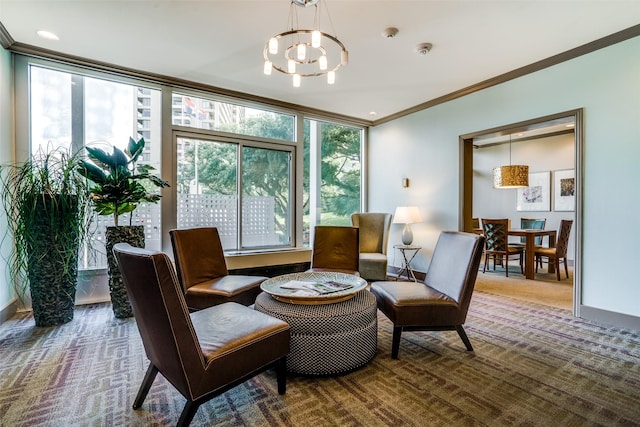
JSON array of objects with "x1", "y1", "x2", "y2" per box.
[
  {"x1": 105, "y1": 225, "x2": 145, "y2": 319},
  {"x1": 25, "y1": 194, "x2": 81, "y2": 327}
]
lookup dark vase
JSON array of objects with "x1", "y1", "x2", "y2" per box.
[
  {"x1": 105, "y1": 225, "x2": 145, "y2": 319},
  {"x1": 25, "y1": 194, "x2": 80, "y2": 327}
]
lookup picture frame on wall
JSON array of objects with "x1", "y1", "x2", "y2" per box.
[
  {"x1": 553, "y1": 169, "x2": 575, "y2": 211},
  {"x1": 516, "y1": 171, "x2": 551, "y2": 211}
]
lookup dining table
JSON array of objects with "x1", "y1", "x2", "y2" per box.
[
  {"x1": 472, "y1": 228, "x2": 557, "y2": 280},
  {"x1": 507, "y1": 229, "x2": 557, "y2": 279}
]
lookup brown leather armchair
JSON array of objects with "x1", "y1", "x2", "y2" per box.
[
  {"x1": 370, "y1": 231, "x2": 485, "y2": 359},
  {"x1": 113, "y1": 243, "x2": 290, "y2": 427},
  {"x1": 351, "y1": 213, "x2": 392, "y2": 280},
  {"x1": 169, "y1": 227, "x2": 266, "y2": 310},
  {"x1": 308, "y1": 225, "x2": 360, "y2": 276}
]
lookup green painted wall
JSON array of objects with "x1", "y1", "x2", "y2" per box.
[{"x1": 369, "y1": 36, "x2": 640, "y2": 320}]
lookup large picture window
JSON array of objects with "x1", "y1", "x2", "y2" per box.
[
  {"x1": 303, "y1": 118, "x2": 362, "y2": 245},
  {"x1": 19, "y1": 58, "x2": 364, "y2": 267},
  {"x1": 29, "y1": 65, "x2": 163, "y2": 269},
  {"x1": 176, "y1": 136, "x2": 292, "y2": 250}
]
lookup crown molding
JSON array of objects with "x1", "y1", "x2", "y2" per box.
[{"x1": 373, "y1": 24, "x2": 640, "y2": 126}]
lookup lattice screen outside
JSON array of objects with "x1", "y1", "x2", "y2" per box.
[{"x1": 81, "y1": 195, "x2": 279, "y2": 270}]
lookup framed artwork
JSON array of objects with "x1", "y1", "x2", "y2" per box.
[
  {"x1": 553, "y1": 169, "x2": 575, "y2": 211},
  {"x1": 516, "y1": 171, "x2": 551, "y2": 211}
]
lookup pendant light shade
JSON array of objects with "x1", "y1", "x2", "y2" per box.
[
  {"x1": 493, "y1": 165, "x2": 529, "y2": 188},
  {"x1": 493, "y1": 134, "x2": 529, "y2": 189}
]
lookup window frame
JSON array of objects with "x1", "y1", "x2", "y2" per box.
[{"x1": 14, "y1": 54, "x2": 366, "y2": 264}]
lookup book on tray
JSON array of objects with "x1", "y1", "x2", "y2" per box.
[{"x1": 280, "y1": 280, "x2": 353, "y2": 296}]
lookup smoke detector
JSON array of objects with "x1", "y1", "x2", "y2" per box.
[
  {"x1": 415, "y1": 43, "x2": 433, "y2": 56},
  {"x1": 381, "y1": 27, "x2": 399, "y2": 38}
]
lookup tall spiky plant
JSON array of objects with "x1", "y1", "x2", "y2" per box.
[{"x1": 0, "y1": 147, "x2": 93, "y2": 326}]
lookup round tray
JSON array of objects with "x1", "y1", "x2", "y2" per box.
[{"x1": 260, "y1": 271, "x2": 367, "y2": 305}]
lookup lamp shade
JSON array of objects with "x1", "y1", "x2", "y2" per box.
[
  {"x1": 393, "y1": 206, "x2": 422, "y2": 224},
  {"x1": 493, "y1": 165, "x2": 529, "y2": 189}
]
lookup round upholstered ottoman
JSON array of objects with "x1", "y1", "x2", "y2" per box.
[{"x1": 254, "y1": 290, "x2": 378, "y2": 375}]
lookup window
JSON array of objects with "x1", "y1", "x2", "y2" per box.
[
  {"x1": 303, "y1": 118, "x2": 362, "y2": 245},
  {"x1": 20, "y1": 58, "x2": 364, "y2": 267},
  {"x1": 29, "y1": 64, "x2": 163, "y2": 269},
  {"x1": 176, "y1": 136, "x2": 292, "y2": 250},
  {"x1": 172, "y1": 93, "x2": 295, "y2": 142}
]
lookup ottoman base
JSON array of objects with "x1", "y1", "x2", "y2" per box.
[{"x1": 255, "y1": 291, "x2": 378, "y2": 375}]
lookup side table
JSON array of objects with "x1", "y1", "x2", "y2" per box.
[{"x1": 394, "y1": 244, "x2": 421, "y2": 282}]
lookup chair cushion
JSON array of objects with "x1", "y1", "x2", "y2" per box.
[
  {"x1": 358, "y1": 252, "x2": 388, "y2": 281},
  {"x1": 185, "y1": 275, "x2": 266, "y2": 309},
  {"x1": 535, "y1": 247, "x2": 557, "y2": 257},
  {"x1": 190, "y1": 302, "x2": 290, "y2": 396},
  {"x1": 370, "y1": 281, "x2": 461, "y2": 327}
]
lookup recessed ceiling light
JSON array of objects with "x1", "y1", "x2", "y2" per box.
[
  {"x1": 368, "y1": 111, "x2": 377, "y2": 116},
  {"x1": 37, "y1": 30, "x2": 59, "y2": 41}
]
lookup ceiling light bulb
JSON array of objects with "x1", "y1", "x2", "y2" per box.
[
  {"x1": 264, "y1": 60, "x2": 272, "y2": 75},
  {"x1": 341, "y1": 50, "x2": 349, "y2": 66},
  {"x1": 312, "y1": 30, "x2": 321, "y2": 48},
  {"x1": 293, "y1": 74, "x2": 301, "y2": 87},
  {"x1": 327, "y1": 71, "x2": 335, "y2": 84},
  {"x1": 297, "y1": 43, "x2": 306, "y2": 60},
  {"x1": 319, "y1": 55, "x2": 327, "y2": 71},
  {"x1": 288, "y1": 59, "x2": 296, "y2": 74},
  {"x1": 269, "y1": 37, "x2": 278, "y2": 54}
]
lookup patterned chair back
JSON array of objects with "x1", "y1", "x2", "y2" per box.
[
  {"x1": 481, "y1": 219, "x2": 509, "y2": 252},
  {"x1": 555, "y1": 219, "x2": 574, "y2": 258}
]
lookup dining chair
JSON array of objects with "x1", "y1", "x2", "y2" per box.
[
  {"x1": 535, "y1": 219, "x2": 573, "y2": 281},
  {"x1": 481, "y1": 218, "x2": 524, "y2": 277},
  {"x1": 509, "y1": 217, "x2": 546, "y2": 248},
  {"x1": 370, "y1": 231, "x2": 485, "y2": 359},
  {"x1": 112, "y1": 243, "x2": 290, "y2": 427},
  {"x1": 308, "y1": 225, "x2": 360, "y2": 276},
  {"x1": 170, "y1": 227, "x2": 267, "y2": 310},
  {"x1": 350, "y1": 212, "x2": 392, "y2": 280}
]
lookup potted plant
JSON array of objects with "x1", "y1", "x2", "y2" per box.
[
  {"x1": 0, "y1": 147, "x2": 93, "y2": 327},
  {"x1": 78, "y1": 137, "x2": 169, "y2": 318}
]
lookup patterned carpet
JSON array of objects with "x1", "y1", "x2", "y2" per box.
[{"x1": 1, "y1": 291, "x2": 639, "y2": 426}]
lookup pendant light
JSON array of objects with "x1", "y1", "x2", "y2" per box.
[{"x1": 493, "y1": 134, "x2": 529, "y2": 188}]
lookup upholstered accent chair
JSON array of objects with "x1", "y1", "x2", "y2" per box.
[
  {"x1": 481, "y1": 218, "x2": 524, "y2": 277},
  {"x1": 308, "y1": 225, "x2": 360, "y2": 276},
  {"x1": 370, "y1": 231, "x2": 485, "y2": 359},
  {"x1": 351, "y1": 212, "x2": 392, "y2": 281},
  {"x1": 113, "y1": 243, "x2": 290, "y2": 427},
  {"x1": 169, "y1": 227, "x2": 266, "y2": 310},
  {"x1": 535, "y1": 219, "x2": 573, "y2": 281}
]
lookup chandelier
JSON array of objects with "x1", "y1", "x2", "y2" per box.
[{"x1": 263, "y1": 0, "x2": 348, "y2": 87}]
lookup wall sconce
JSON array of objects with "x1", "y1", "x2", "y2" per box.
[{"x1": 402, "y1": 178, "x2": 409, "y2": 188}]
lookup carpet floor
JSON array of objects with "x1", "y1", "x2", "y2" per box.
[{"x1": 1, "y1": 291, "x2": 638, "y2": 426}]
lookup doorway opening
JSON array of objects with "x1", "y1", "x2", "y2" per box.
[{"x1": 460, "y1": 109, "x2": 583, "y2": 314}]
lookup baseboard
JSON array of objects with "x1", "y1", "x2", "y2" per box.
[
  {"x1": 0, "y1": 298, "x2": 17, "y2": 324},
  {"x1": 579, "y1": 304, "x2": 640, "y2": 331}
]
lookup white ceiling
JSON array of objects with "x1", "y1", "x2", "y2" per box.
[{"x1": 1, "y1": 1, "x2": 639, "y2": 122}]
